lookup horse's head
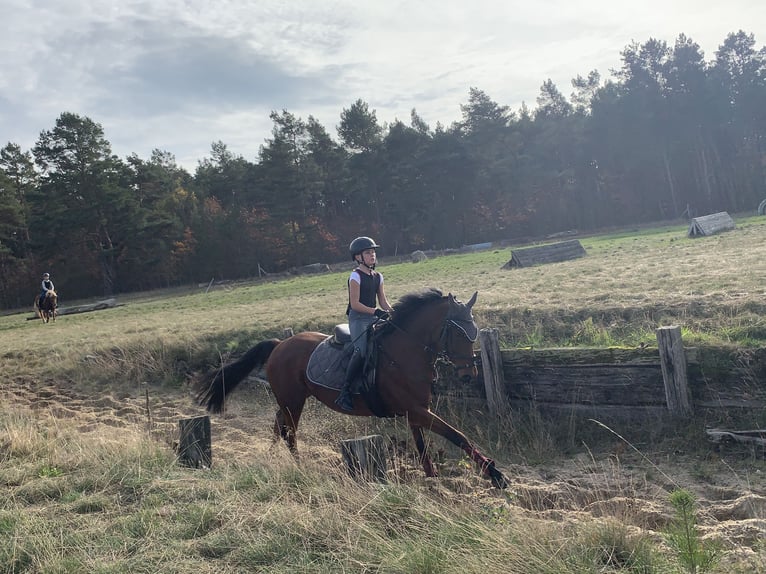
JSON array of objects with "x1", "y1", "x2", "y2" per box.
[
  {"x1": 443, "y1": 291, "x2": 479, "y2": 383},
  {"x1": 46, "y1": 290, "x2": 58, "y2": 307},
  {"x1": 388, "y1": 288, "x2": 480, "y2": 383}
]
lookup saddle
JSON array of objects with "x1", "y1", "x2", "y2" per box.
[
  {"x1": 329, "y1": 324, "x2": 351, "y2": 347},
  {"x1": 38, "y1": 291, "x2": 56, "y2": 307},
  {"x1": 306, "y1": 324, "x2": 380, "y2": 392}
]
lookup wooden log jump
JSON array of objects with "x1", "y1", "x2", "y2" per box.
[
  {"x1": 472, "y1": 326, "x2": 692, "y2": 417},
  {"x1": 502, "y1": 240, "x2": 586, "y2": 269},
  {"x1": 26, "y1": 298, "x2": 118, "y2": 320},
  {"x1": 706, "y1": 428, "x2": 766, "y2": 448},
  {"x1": 687, "y1": 211, "x2": 735, "y2": 237}
]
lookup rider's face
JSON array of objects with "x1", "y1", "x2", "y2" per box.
[{"x1": 360, "y1": 249, "x2": 377, "y2": 264}]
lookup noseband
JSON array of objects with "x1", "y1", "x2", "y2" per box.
[{"x1": 438, "y1": 319, "x2": 477, "y2": 371}]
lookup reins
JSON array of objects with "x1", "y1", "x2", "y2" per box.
[{"x1": 376, "y1": 312, "x2": 476, "y2": 372}]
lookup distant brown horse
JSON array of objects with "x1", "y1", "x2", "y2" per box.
[
  {"x1": 195, "y1": 288, "x2": 507, "y2": 488},
  {"x1": 34, "y1": 290, "x2": 58, "y2": 323}
]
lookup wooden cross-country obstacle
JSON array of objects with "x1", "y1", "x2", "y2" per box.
[
  {"x1": 687, "y1": 211, "x2": 735, "y2": 237},
  {"x1": 706, "y1": 428, "x2": 766, "y2": 448},
  {"x1": 502, "y1": 239, "x2": 586, "y2": 269}
]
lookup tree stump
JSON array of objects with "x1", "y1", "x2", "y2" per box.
[
  {"x1": 340, "y1": 434, "x2": 387, "y2": 483},
  {"x1": 177, "y1": 416, "x2": 212, "y2": 469}
]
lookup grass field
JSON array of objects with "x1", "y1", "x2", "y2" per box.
[{"x1": 1, "y1": 217, "x2": 765, "y2": 572}]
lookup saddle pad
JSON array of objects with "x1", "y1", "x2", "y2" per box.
[{"x1": 306, "y1": 336, "x2": 352, "y2": 390}]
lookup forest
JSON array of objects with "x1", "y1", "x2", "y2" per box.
[{"x1": 0, "y1": 30, "x2": 764, "y2": 308}]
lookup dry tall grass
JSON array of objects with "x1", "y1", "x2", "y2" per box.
[{"x1": 2, "y1": 217, "x2": 765, "y2": 572}]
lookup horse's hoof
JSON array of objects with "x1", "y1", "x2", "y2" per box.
[
  {"x1": 483, "y1": 461, "x2": 509, "y2": 489},
  {"x1": 490, "y1": 471, "x2": 509, "y2": 489}
]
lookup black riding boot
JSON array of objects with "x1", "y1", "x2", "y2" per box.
[{"x1": 335, "y1": 351, "x2": 364, "y2": 411}]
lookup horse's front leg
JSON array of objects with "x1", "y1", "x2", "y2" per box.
[
  {"x1": 409, "y1": 425, "x2": 437, "y2": 477},
  {"x1": 411, "y1": 409, "x2": 508, "y2": 489}
]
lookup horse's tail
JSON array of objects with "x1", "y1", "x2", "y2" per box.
[{"x1": 195, "y1": 339, "x2": 281, "y2": 413}]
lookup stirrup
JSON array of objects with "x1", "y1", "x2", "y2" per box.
[{"x1": 335, "y1": 390, "x2": 354, "y2": 411}]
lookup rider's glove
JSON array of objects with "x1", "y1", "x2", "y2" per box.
[{"x1": 374, "y1": 309, "x2": 389, "y2": 320}]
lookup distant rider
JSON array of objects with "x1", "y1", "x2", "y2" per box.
[{"x1": 39, "y1": 272, "x2": 55, "y2": 307}]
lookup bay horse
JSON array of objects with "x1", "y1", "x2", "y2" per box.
[
  {"x1": 34, "y1": 290, "x2": 58, "y2": 323},
  {"x1": 195, "y1": 288, "x2": 508, "y2": 488}
]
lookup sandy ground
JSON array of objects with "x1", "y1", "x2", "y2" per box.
[{"x1": 3, "y1": 375, "x2": 764, "y2": 569}]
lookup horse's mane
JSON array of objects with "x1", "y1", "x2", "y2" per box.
[{"x1": 389, "y1": 288, "x2": 443, "y2": 327}]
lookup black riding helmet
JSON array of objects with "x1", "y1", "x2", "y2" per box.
[{"x1": 349, "y1": 236, "x2": 380, "y2": 260}]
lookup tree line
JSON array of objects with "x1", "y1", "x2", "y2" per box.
[{"x1": 0, "y1": 31, "x2": 764, "y2": 308}]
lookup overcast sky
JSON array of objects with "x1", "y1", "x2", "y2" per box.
[{"x1": 2, "y1": 1, "x2": 764, "y2": 171}]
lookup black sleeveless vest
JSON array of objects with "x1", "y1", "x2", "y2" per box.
[{"x1": 347, "y1": 270, "x2": 381, "y2": 315}]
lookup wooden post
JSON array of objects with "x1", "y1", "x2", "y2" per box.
[
  {"x1": 656, "y1": 326, "x2": 692, "y2": 417},
  {"x1": 282, "y1": 328, "x2": 294, "y2": 338},
  {"x1": 479, "y1": 328, "x2": 507, "y2": 416},
  {"x1": 340, "y1": 435, "x2": 387, "y2": 483},
  {"x1": 177, "y1": 416, "x2": 212, "y2": 469}
]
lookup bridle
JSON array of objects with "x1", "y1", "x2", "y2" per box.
[
  {"x1": 379, "y1": 299, "x2": 478, "y2": 374},
  {"x1": 437, "y1": 318, "x2": 478, "y2": 371}
]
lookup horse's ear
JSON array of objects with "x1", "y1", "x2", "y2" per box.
[{"x1": 466, "y1": 291, "x2": 478, "y2": 309}]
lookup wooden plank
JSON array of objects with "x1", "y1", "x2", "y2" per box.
[
  {"x1": 501, "y1": 346, "x2": 662, "y2": 366},
  {"x1": 706, "y1": 428, "x2": 766, "y2": 447},
  {"x1": 496, "y1": 347, "x2": 665, "y2": 408},
  {"x1": 506, "y1": 364, "x2": 665, "y2": 406}
]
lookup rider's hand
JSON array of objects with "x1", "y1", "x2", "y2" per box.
[{"x1": 374, "y1": 309, "x2": 389, "y2": 320}]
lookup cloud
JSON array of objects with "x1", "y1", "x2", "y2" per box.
[
  {"x1": 94, "y1": 21, "x2": 334, "y2": 115},
  {"x1": 1, "y1": 0, "x2": 764, "y2": 170}
]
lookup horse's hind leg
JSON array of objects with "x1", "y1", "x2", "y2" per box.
[{"x1": 272, "y1": 401, "x2": 305, "y2": 456}]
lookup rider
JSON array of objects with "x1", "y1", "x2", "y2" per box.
[
  {"x1": 39, "y1": 272, "x2": 55, "y2": 307},
  {"x1": 335, "y1": 236, "x2": 394, "y2": 411}
]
